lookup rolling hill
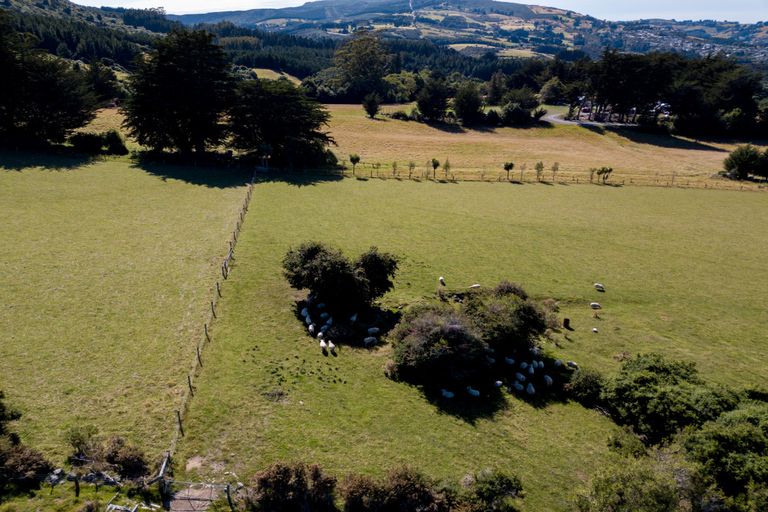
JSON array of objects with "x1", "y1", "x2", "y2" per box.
[{"x1": 169, "y1": 0, "x2": 768, "y2": 65}]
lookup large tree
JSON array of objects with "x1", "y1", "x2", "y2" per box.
[
  {"x1": 0, "y1": 11, "x2": 96, "y2": 144},
  {"x1": 333, "y1": 32, "x2": 389, "y2": 99},
  {"x1": 122, "y1": 29, "x2": 232, "y2": 154},
  {"x1": 416, "y1": 74, "x2": 449, "y2": 121},
  {"x1": 228, "y1": 78, "x2": 334, "y2": 167}
]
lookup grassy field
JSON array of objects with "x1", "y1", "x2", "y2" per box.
[
  {"x1": 0, "y1": 153, "x2": 247, "y2": 462},
  {"x1": 328, "y1": 104, "x2": 767, "y2": 189},
  {"x1": 175, "y1": 178, "x2": 768, "y2": 511}
]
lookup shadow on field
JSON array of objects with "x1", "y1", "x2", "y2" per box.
[
  {"x1": 426, "y1": 389, "x2": 509, "y2": 424},
  {"x1": 579, "y1": 124, "x2": 728, "y2": 152},
  {"x1": 0, "y1": 148, "x2": 96, "y2": 171},
  {"x1": 133, "y1": 153, "x2": 343, "y2": 188}
]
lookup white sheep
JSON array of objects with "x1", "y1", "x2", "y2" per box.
[
  {"x1": 439, "y1": 276, "x2": 446, "y2": 286},
  {"x1": 367, "y1": 327, "x2": 380, "y2": 335},
  {"x1": 567, "y1": 361, "x2": 579, "y2": 369},
  {"x1": 319, "y1": 340, "x2": 327, "y2": 350},
  {"x1": 590, "y1": 302, "x2": 602, "y2": 310},
  {"x1": 467, "y1": 386, "x2": 480, "y2": 397},
  {"x1": 363, "y1": 336, "x2": 377, "y2": 347},
  {"x1": 349, "y1": 313, "x2": 358, "y2": 323},
  {"x1": 544, "y1": 375, "x2": 554, "y2": 387},
  {"x1": 495, "y1": 380, "x2": 503, "y2": 388},
  {"x1": 515, "y1": 372, "x2": 526, "y2": 382},
  {"x1": 526, "y1": 383, "x2": 535, "y2": 395},
  {"x1": 300, "y1": 308, "x2": 309, "y2": 317},
  {"x1": 328, "y1": 341, "x2": 336, "y2": 352},
  {"x1": 592, "y1": 327, "x2": 599, "y2": 333},
  {"x1": 594, "y1": 283, "x2": 606, "y2": 292},
  {"x1": 441, "y1": 389, "x2": 455, "y2": 399},
  {"x1": 308, "y1": 324, "x2": 316, "y2": 335},
  {"x1": 514, "y1": 381, "x2": 524, "y2": 392},
  {"x1": 504, "y1": 357, "x2": 515, "y2": 365},
  {"x1": 317, "y1": 331, "x2": 324, "y2": 339},
  {"x1": 469, "y1": 284, "x2": 481, "y2": 289}
]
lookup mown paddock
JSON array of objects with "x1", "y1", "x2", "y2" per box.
[
  {"x1": 0, "y1": 152, "x2": 248, "y2": 462},
  {"x1": 327, "y1": 104, "x2": 768, "y2": 189},
  {"x1": 175, "y1": 178, "x2": 768, "y2": 511}
]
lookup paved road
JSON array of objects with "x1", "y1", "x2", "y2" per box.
[{"x1": 544, "y1": 113, "x2": 637, "y2": 128}]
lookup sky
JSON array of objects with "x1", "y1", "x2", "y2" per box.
[{"x1": 71, "y1": 0, "x2": 768, "y2": 22}]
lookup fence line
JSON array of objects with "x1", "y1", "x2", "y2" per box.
[{"x1": 152, "y1": 172, "x2": 255, "y2": 498}]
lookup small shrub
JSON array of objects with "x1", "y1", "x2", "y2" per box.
[
  {"x1": 532, "y1": 107, "x2": 547, "y2": 121},
  {"x1": 362, "y1": 93, "x2": 381, "y2": 119},
  {"x1": 723, "y1": 144, "x2": 767, "y2": 180},
  {"x1": 342, "y1": 474, "x2": 386, "y2": 512},
  {"x1": 388, "y1": 110, "x2": 410, "y2": 121},
  {"x1": 103, "y1": 436, "x2": 148, "y2": 479},
  {"x1": 69, "y1": 132, "x2": 105, "y2": 154},
  {"x1": 575, "y1": 459, "x2": 681, "y2": 512},
  {"x1": 0, "y1": 443, "x2": 53, "y2": 488},
  {"x1": 382, "y1": 467, "x2": 453, "y2": 512},
  {"x1": 245, "y1": 462, "x2": 336, "y2": 512},
  {"x1": 103, "y1": 129, "x2": 128, "y2": 155},
  {"x1": 485, "y1": 109, "x2": 502, "y2": 126},
  {"x1": 65, "y1": 424, "x2": 99, "y2": 461},
  {"x1": 494, "y1": 281, "x2": 528, "y2": 300},
  {"x1": 565, "y1": 368, "x2": 605, "y2": 408},
  {"x1": 389, "y1": 303, "x2": 490, "y2": 388},
  {"x1": 467, "y1": 469, "x2": 524, "y2": 511},
  {"x1": 606, "y1": 427, "x2": 647, "y2": 458}
]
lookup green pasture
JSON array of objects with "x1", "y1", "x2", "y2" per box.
[
  {"x1": 0, "y1": 153, "x2": 247, "y2": 462},
  {"x1": 175, "y1": 178, "x2": 768, "y2": 510}
]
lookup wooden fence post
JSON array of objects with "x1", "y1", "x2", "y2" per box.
[{"x1": 176, "y1": 410, "x2": 184, "y2": 436}]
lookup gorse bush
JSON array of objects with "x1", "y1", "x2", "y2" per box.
[
  {"x1": 341, "y1": 467, "x2": 454, "y2": 512},
  {"x1": 723, "y1": 145, "x2": 768, "y2": 180},
  {"x1": 565, "y1": 368, "x2": 605, "y2": 408},
  {"x1": 389, "y1": 303, "x2": 490, "y2": 388},
  {"x1": 244, "y1": 462, "x2": 337, "y2": 512},
  {"x1": 283, "y1": 242, "x2": 398, "y2": 314},
  {"x1": 0, "y1": 391, "x2": 51, "y2": 491},
  {"x1": 602, "y1": 354, "x2": 741, "y2": 444},
  {"x1": 466, "y1": 469, "x2": 524, "y2": 512},
  {"x1": 64, "y1": 425, "x2": 148, "y2": 480}
]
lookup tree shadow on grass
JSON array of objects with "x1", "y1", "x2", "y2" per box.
[
  {"x1": 132, "y1": 152, "x2": 343, "y2": 188},
  {"x1": 0, "y1": 147, "x2": 96, "y2": 171},
  {"x1": 425, "y1": 387, "x2": 509, "y2": 425},
  {"x1": 580, "y1": 124, "x2": 729, "y2": 152}
]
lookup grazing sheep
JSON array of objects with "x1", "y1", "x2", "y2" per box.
[
  {"x1": 531, "y1": 347, "x2": 542, "y2": 357},
  {"x1": 526, "y1": 383, "x2": 535, "y2": 395},
  {"x1": 590, "y1": 302, "x2": 602, "y2": 310},
  {"x1": 514, "y1": 381, "x2": 524, "y2": 392},
  {"x1": 467, "y1": 386, "x2": 480, "y2": 397},
  {"x1": 567, "y1": 361, "x2": 579, "y2": 369},
  {"x1": 328, "y1": 341, "x2": 336, "y2": 352},
  {"x1": 367, "y1": 327, "x2": 380, "y2": 335},
  {"x1": 537, "y1": 361, "x2": 544, "y2": 369},
  {"x1": 439, "y1": 276, "x2": 446, "y2": 286},
  {"x1": 305, "y1": 316, "x2": 313, "y2": 325},
  {"x1": 300, "y1": 308, "x2": 309, "y2": 317},
  {"x1": 317, "y1": 331, "x2": 324, "y2": 340},
  {"x1": 349, "y1": 313, "x2": 358, "y2": 323},
  {"x1": 308, "y1": 324, "x2": 316, "y2": 335},
  {"x1": 363, "y1": 336, "x2": 377, "y2": 347},
  {"x1": 441, "y1": 389, "x2": 455, "y2": 399},
  {"x1": 320, "y1": 325, "x2": 329, "y2": 333},
  {"x1": 469, "y1": 284, "x2": 481, "y2": 289},
  {"x1": 317, "y1": 303, "x2": 326, "y2": 309},
  {"x1": 515, "y1": 372, "x2": 526, "y2": 382},
  {"x1": 319, "y1": 340, "x2": 327, "y2": 350},
  {"x1": 544, "y1": 375, "x2": 554, "y2": 387},
  {"x1": 326, "y1": 317, "x2": 333, "y2": 326},
  {"x1": 554, "y1": 359, "x2": 563, "y2": 368},
  {"x1": 594, "y1": 283, "x2": 606, "y2": 292},
  {"x1": 528, "y1": 365, "x2": 535, "y2": 375},
  {"x1": 505, "y1": 357, "x2": 516, "y2": 365},
  {"x1": 487, "y1": 357, "x2": 496, "y2": 364},
  {"x1": 320, "y1": 312, "x2": 329, "y2": 320},
  {"x1": 592, "y1": 327, "x2": 599, "y2": 333},
  {"x1": 495, "y1": 380, "x2": 503, "y2": 388},
  {"x1": 520, "y1": 362, "x2": 528, "y2": 370}
]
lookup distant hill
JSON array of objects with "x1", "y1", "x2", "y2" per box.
[{"x1": 169, "y1": 0, "x2": 768, "y2": 66}]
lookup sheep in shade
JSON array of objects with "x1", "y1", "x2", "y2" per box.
[
  {"x1": 505, "y1": 357, "x2": 515, "y2": 365},
  {"x1": 467, "y1": 386, "x2": 480, "y2": 397},
  {"x1": 441, "y1": 389, "x2": 455, "y2": 399},
  {"x1": 363, "y1": 336, "x2": 377, "y2": 347},
  {"x1": 527, "y1": 383, "x2": 536, "y2": 395},
  {"x1": 513, "y1": 381, "x2": 524, "y2": 392},
  {"x1": 515, "y1": 372, "x2": 526, "y2": 382},
  {"x1": 368, "y1": 327, "x2": 380, "y2": 335},
  {"x1": 544, "y1": 375, "x2": 554, "y2": 387}
]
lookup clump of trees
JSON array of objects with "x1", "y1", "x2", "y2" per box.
[
  {"x1": 282, "y1": 242, "x2": 398, "y2": 315},
  {"x1": 236, "y1": 462, "x2": 524, "y2": 512},
  {"x1": 0, "y1": 11, "x2": 97, "y2": 145},
  {"x1": 121, "y1": 28, "x2": 335, "y2": 166},
  {"x1": 0, "y1": 391, "x2": 52, "y2": 493},
  {"x1": 69, "y1": 130, "x2": 128, "y2": 155},
  {"x1": 723, "y1": 145, "x2": 768, "y2": 181},
  {"x1": 387, "y1": 282, "x2": 567, "y2": 400}
]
